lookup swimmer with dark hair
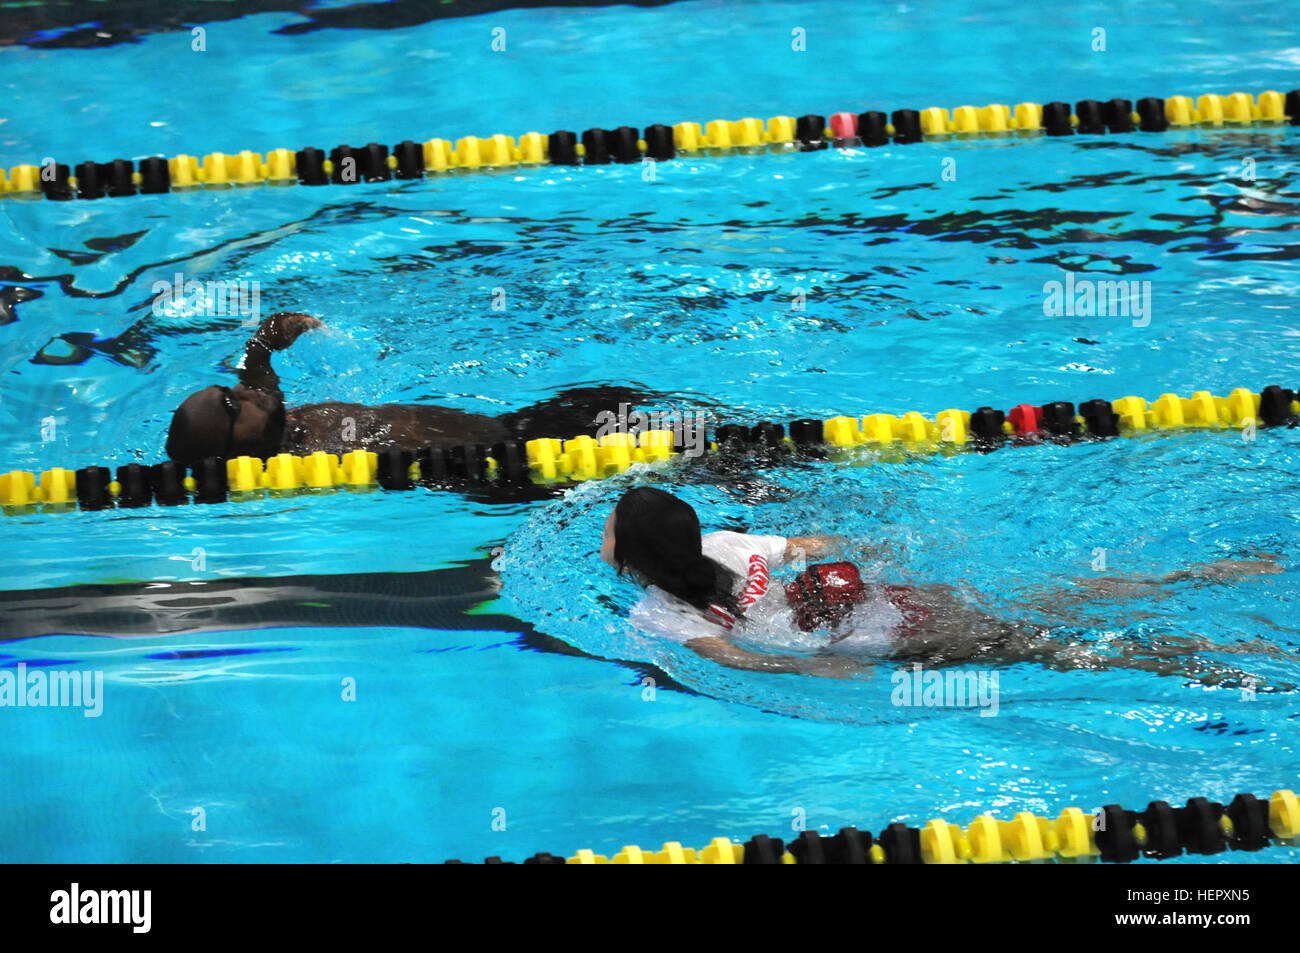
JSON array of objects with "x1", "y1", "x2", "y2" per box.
[
  {"x1": 165, "y1": 313, "x2": 666, "y2": 467},
  {"x1": 600, "y1": 486, "x2": 1291, "y2": 684}
]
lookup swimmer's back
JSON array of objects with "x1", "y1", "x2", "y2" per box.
[
  {"x1": 628, "y1": 530, "x2": 788, "y2": 643},
  {"x1": 282, "y1": 402, "x2": 512, "y2": 455}
]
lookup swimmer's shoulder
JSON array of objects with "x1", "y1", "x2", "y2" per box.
[
  {"x1": 703, "y1": 529, "x2": 780, "y2": 547},
  {"x1": 703, "y1": 530, "x2": 788, "y2": 566}
]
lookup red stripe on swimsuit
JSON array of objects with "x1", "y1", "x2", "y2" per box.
[
  {"x1": 707, "y1": 553, "x2": 770, "y2": 630},
  {"x1": 706, "y1": 605, "x2": 736, "y2": 629}
]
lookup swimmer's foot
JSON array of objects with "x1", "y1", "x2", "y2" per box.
[
  {"x1": 1172, "y1": 558, "x2": 1285, "y2": 584},
  {"x1": 1200, "y1": 635, "x2": 1300, "y2": 662}
]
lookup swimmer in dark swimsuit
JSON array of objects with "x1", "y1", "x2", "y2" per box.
[
  {"x1": 164, "y1": 313, "x2": 670, "y2": 467},
  {"x1": 601, "y1": 487, "x2": 1293, "y2": 686}
]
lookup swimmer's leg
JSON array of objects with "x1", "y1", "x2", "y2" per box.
[
  {"x1": 1004, "y1": 557, "x2": 1286, "y2": 627},
  {"x1": 1045, "y1": 556, "x2": 1284, "y2": 608},
  {"x1": 861, "y1": 580, "x2": 1295, "y2": 689},
  {"x1": 877, "y1": 586, "x2": 1296, "y2": 690},
  {"x1": 1110, "y1": 630, "x2": 1300, "y2": 664},
  {"x1": 991, "y1": 628, "x2": 1296, "y2": 691}
]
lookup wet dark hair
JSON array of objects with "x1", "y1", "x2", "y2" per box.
[
  {"x1": 611, "y1": 486, "x2": 739, "y2": 615},
  {"x1": 165, "y1": 385, "x2": 285, "y2": 467}
]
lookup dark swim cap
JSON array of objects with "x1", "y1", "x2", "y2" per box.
[
  {"x1": 165, "y1": 385, "x2": 285, "y2": 466},
  {"x1": 166, "y1": 386, "x2": 237, "y2": 467}
]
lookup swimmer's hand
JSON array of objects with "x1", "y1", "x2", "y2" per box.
[
  {"x1": 785, "y1": 536, "x2": 846, "y2": 563},
  {"x1": 254, "y1": 312, "x2": 323, "y2": 351}
]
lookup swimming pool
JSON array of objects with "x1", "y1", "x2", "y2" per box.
[{"x1": 1, "y1": 0, "x2": 1298, "y2": 864}]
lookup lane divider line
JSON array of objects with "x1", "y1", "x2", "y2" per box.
[
  {"x1": 3, "y1": 384, "x2": 1296, "y2": 513},
  {"x1": 3, "y1": 90, "x2": 1297, "y2": 201}
]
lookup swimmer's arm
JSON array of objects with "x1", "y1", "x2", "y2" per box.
[
  {"x1": 239, "y1": 312, "x2": 323, "y2": 394},
  {"x1": 685, "y1": 636, "x2": 862, "y2": 679}
]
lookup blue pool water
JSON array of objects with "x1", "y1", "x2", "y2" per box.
[{"x1": 1, "y1": 0, "x2": 1298, "y2": 863}]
